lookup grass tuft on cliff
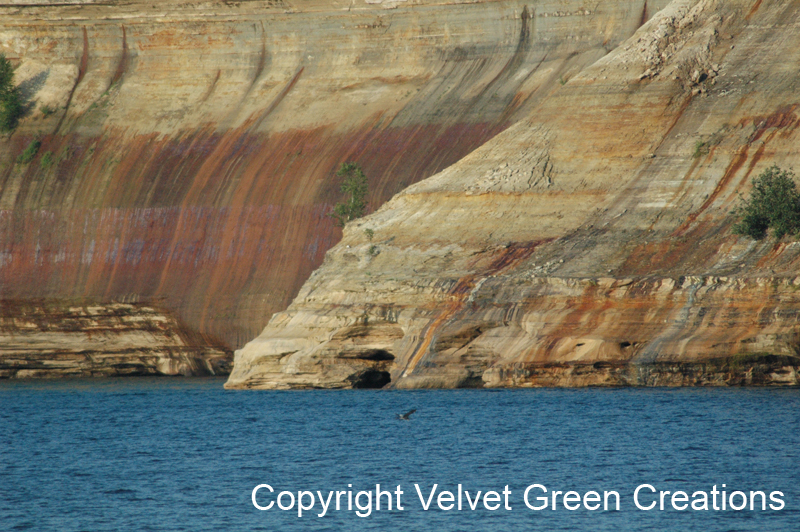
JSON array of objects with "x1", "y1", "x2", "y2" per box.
[
  {"x1": 40, "y1": 151, "x2": 54, "y2": 170},
  {"x1": 733, "y1": 165, "x2": 800, "y2": 240},
  {"x1": 17, "y1": 139, "x2": 41, "y2": 164}
]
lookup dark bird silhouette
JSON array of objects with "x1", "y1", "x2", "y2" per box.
[{"x1": 397, "y1": 409, "x2": 416, "y2": 420}]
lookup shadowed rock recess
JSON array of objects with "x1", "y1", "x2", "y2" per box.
[
  {"x1": 0, "y1": 0, "x2": 667, "y2": 376},
  {"x1": 227, "y1": 0, "x2": 800, "y2": 389}
]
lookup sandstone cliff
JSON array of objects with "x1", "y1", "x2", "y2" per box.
[
  {"x1": 0, "y1": 0, "x2": 663, "y2": 375},
  {"x1": 227, "y1": 0, "x2": 800, "y2": 389},
  {"x1": 0, "y1": 301, "x2": 230, "y2": 378}
]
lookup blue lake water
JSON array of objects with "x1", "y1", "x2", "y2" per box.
[{"x1": 1, "y1": 378, "x2": 798, "y2": 531}]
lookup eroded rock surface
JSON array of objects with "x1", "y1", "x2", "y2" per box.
[
  {"x1": 0, "y1": 0, "x2": 660, "y2": 351},
  {"x1": 0, "y1": 302, "x2": 230, "y2": 378},
  {"x1": 227, "y1": 0, "x2": 800, "y2": 389}
]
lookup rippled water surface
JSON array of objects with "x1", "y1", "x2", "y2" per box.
[{"x1": 1, "y1": 378, "x2": 798, "y2": 531}]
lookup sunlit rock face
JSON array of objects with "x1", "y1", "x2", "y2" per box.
[
  {"x1": 227, "y1": 0, "x2": 800, "y2": 389},
  {"x1": 0, "y1": 0, "x2": 658, "y2": 372}
]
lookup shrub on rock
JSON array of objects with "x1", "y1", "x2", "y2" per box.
[{"x1": 733, "y1": 165, "x2": 800, "y2": 240}]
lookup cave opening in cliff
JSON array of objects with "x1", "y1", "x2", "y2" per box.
[
  {"x1": 350, "y1": 369, "x2": 391, "y2": 389},
  {"x1": 355, "y1": 349, "x2": 395, "y2": 362}
]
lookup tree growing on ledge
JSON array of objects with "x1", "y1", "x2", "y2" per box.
[
  {"x1": 733, "y1": 165, "x2": 800, "y2": 240},
  {"x1": 0, "y1": 53, "x2": 22, "y2": 133},
  {"x1": 330, "y1": 162, "x2": 368, "y2": 227}
]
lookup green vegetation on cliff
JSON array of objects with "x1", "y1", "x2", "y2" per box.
[
  {"x1": 733, "y1": 165, "x2": 800, "y2": 240},
  {"x1": 331, "y1": 162, "x2": 368, "y2": 228},
  {"x1": 0, "y1": 54, "x2": 22, "y2": 133},
  {"x1": 17, "y1": 139, "x2": 41, "y2": 164}
]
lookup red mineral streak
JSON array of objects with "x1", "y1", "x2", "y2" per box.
[{"x1": 0, "y1": 122, "x2": 509, "y2": 348}]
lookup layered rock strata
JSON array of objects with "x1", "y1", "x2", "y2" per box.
[
  {"x1": 0, "y1": 302, "x2": 230, "y2": 378},
  {"x1": 227, "y1": 0, "x2": 800, "y2": 389},
  {"x1": 0, "y1": 0, "x2": 661, "y2": 363}
]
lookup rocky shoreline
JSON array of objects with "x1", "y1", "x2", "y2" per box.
[{"x1": 0, "y1": 302, "x2": 230, "y2": 379}]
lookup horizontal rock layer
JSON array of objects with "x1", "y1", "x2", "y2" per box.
[
  {"x1": 227, "y1": 0, "x2": 800, "y2": 389},
  {"x1": 0, "y1": 0, "x2": 659, "y2": 368},
  {"x1": 0, "y1": 301, "x2": 230, "y2": 378}
]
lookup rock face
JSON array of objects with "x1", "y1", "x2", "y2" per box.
[
  {"x1": 0, "y1": 0, "x2": 665, "y2": 375},
  {"x1": 227, "y1": 0, "x2": 800, "y2": 389},
  {"x1": 0, "y1": 302, "x2": 230, "y2": 378},
  {"x1": 0, "y1": 0, "x2": 658, "y2": 347}
]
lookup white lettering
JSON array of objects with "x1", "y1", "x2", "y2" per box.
[
  {"x1": 277, "y1": 491, "x2": 295, "y2": 511},
  {"x1": 671, "y1": 491, "x2": 688, "y2": 511},
  {"x1": 634, "y1": 484, "x2": 657, "y2": 510},
  {"x1": 252, "y1": 484, "x2": 274, "y2": 511},
  {"x1": 769, "y1": 491, "x2": 785, "y2": 511},
  {"x1": 563, "y1": 491, "x2": 581, "y2": 511},
  {"x1": 604, "y1": 491, "x2": 620, "y2": 511},
  {"x1": 524, "y1": 484, "x2": 548, "y2": 510},
  {"x1": 437, "y1": 491, "x2": 455, "y2": 510},
  {"x1": 415, "y1": 484, "x2": 437, "y2": 510},
  {"x1": 297, "y1": 491, "x2": 314, "y2": 517},
  {"x1": 316, "y1": 491, "x2": 333, "y2": 517},
  {"x1": 376, "y1": 485, "x2": 392, "y2": 511},
  {"x1": 355, "y1": 491, "x2": 372, "y2": 517},
  {"x1": 483, "y1": 491, "x2": 501, "y2": 511},
  {"x1": 583, "y1": 491, "x2": 600, "y2": 511},
  {"x1": 465, "y1": 489, "x2": 482, "y2": 510},
  {"x1": 729, "y1": 491, "x2": 747, "y2": 511}
]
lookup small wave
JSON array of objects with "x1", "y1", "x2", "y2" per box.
[{"x1": 103, "y1": 488, "x2": 136, "y2": 495}]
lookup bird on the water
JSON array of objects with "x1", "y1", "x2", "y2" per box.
[{"x1": 397, "y1": 409, "x2": 416, "y2": 420}]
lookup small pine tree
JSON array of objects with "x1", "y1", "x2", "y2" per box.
[
  {"x1": 733, "y1": 165, "x2": 800, "y2": 240},
  {"x1": 0, "y1": 54, "x2": 15, "y2": 100},
  {"x1": 0, "y1": 53, "x2": 22, "y2": 133},
  {"x1": 330, "y1": 162, "x2": 368, "y2": 227}
]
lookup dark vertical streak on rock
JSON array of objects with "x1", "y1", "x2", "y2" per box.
[
  {"x1": 200, "y1": 70, "x2": 221, "y2": 104},
  {"x1": 639, "y1": 1, "x2": 649, "y2": 28},
  {"x1": 242, "y1": 24, "x2": 268, "y2": 102},
  {"x1": 497, "y1": 51, "x2": 547, "y2": 123},
  {"x1": 251, "y1": 66, "x2": 304, "y2": 130},
  {"x1": 249, "y1": 41, "x2": 267, "y2": 94},
  {"x1": 110, "y1": 25, "x2": 128, "y2": 88},
  {"x1": 456, "y1": 5, "x2": 532, "y2": 119},
  {"x1": 54, "y1": 26, "x2": 89, "y2": 135}
]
